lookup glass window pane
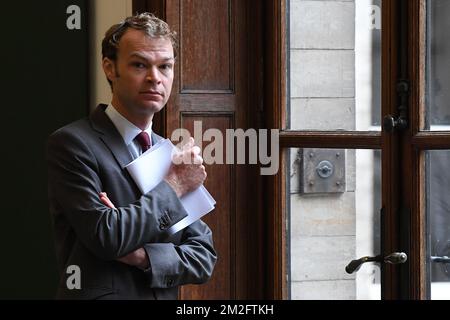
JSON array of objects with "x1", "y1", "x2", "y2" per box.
[
  {"x1": 426, "y1": 150, "x2": 450, "y2": 299},
  {"x1": 425, "y1": 1, "x2": 450, "y2": 131},
  {"x1": 288, "y1": 0, "x2": 381, "y2": 131},
  {"x1": 288, "y1": 149, "x2": 381, "y2": 299}
]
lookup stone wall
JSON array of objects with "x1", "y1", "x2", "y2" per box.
[{"x1": 289, "y1": 0, "x2": 358, "y2": 300}]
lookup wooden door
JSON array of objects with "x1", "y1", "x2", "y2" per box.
[{"x1": 133, "y1": 0, "x2": 264, "y2": 299}]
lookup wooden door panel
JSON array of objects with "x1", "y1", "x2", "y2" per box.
[
  {"x1": 180, "y1": 0, "x2": 233, "y2": 92},
  {"x1": 168, "y1": 0, "x2": 240, "y2": 300},
  {"x1": 181, "y1": 115, "x2": 234, "y2": 299}
]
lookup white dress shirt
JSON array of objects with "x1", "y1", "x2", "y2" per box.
[{"x1": 105, "y1": 104, "x2": 152, "y2": 159}]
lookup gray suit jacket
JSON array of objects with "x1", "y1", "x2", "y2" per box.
[{"x1": 47, "y1": 104, "x2": 216, "y2": 299}]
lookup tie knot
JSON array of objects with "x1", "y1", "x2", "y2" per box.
[{"x1": 135, "y1": 131, "x2": 151, "y2": 153}]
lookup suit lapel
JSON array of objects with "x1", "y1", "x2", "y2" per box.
[
  {"x1": 89, "y1": 104, "x2": 134, "y2": 169},
  {"x1": 151, "y1": 131, "x2": 163, "y2": 145}
]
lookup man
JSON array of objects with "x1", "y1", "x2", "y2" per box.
[{"x1": 47, "y1": 13, "x2": 216, "y2": 300}]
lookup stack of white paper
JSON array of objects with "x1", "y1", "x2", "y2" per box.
[{"x1": 125, "y1": 139, "x2": 216, "y2": 235}]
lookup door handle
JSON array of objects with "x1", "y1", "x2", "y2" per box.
[
  {"x1": 345, "y1": 252, "x2": 407, "y2": 274},
  {"x1": 431, "y1": 256, "x2": 450, "y2": 263}
]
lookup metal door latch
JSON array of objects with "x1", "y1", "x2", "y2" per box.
[
  {"x1": 299, "y1": 149, "x2": 346, "y2": 194},
  {"x1": 383, "y1": 80, "x2": 409, "y2": 132}
]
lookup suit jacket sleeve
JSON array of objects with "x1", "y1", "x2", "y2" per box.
[
  {"x1": 143, "y1": 218, "x2": 216, "y2": 288},
  {"x1": 47, "y1": 128, "x2": 190, "y2": 260}
]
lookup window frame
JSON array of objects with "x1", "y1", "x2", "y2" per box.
[{"x1": 264, "y1": 0, "x2": 450, "y2": 300}]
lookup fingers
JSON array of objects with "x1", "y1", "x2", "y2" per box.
[
  {"x1": 191, "y1": 147, "x2": 203, "y2": 164},
  {"x1": 201, "y1": 165, "x2": 207, "y2": 179},
  {"x1": 116, "y1": 256, "x2": 127, "y2": 263},
  {"x1": 200, "y1": 166, "x2": 207, "y2": 182},
  {"x1": 193, "y1": 156, "x2": 203, "y2": 165},
  {"x1": 174, "y1": 140, "x2": 204, "y2": 165},
  {"x1": 171, "y1": 151, "x2": 184, "y2": 165},
  {"x1": 181, "y1": 137, "x2": 195, "y2": 151},
  {"x1": 99, "y1": 192, "x2": 116, "y2": 209},
  {"x1": 191, "y1": 145, "x2": 201, "y2": 156}
]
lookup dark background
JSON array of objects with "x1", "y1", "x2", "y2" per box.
[{"x1": 1, "y1": 0, "x2": 88, "y2": 298}]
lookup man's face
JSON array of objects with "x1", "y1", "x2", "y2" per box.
[{"x1": 103, "y1": 29, "x2": 174, "y2": 118}]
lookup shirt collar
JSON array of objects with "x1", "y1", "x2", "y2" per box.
[{"x1": 105, "y1": 103, "x2": 152, "y2": 146}]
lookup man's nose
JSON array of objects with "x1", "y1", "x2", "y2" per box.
[{"x1": 146, "y1": 67, "x2": 162, "y2": 84}]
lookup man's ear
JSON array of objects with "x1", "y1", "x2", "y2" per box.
[{"x1": 102, "y1": 57, "x2": 116, "y2": 82}]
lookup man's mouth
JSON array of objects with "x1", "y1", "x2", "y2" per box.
[{"x1": 140, "y1": 90, "x2": 163, "y2": 97}]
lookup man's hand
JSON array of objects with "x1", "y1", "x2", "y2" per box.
[
  {"x1": 99, "y1": 192, "x2": 116, "y2": 209},
  {"x1": 164, "y1": 137, "x2": 207, "y2": 198},
  {"x1": 99, "y1": 192, "x2": 150, "y2": 270},
  {"x1": 115, "y1": 247, "x2": 149, "y2": 270}
]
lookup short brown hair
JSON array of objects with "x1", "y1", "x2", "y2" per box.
[{"x1": 102, "y1": 13, "x2": 178, "y2": 87}]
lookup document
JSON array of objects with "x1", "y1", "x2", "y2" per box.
[{"x1": 125, "y1": 139, "x2": 216, "y2": 235}]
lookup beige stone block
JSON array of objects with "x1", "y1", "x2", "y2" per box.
[
  {"x1": 291, "y1": 279, "x2": 356, "y2": 300},
  {"x1": 290, "y1": 98, "x2": 355, "y2": 130},
  {"x1": 290, "y1": 50, "x2": 355, "y2": 98},
  {"x1": 290, "y1": 0, "x2": 355, "y2": 49},
  {"x1": 290, "y1": 191, "x2": 356, "y2": 236},
  {"x1": 290, "y1": 235, "x2": 356, "y2": 281}
]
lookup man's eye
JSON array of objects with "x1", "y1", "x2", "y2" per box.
[
  {"x1": 160, "y1": 64, "x2": 173, "y2": 70},
  {"x1": 133, "y1": 62, "x2": 146, "y2": 68}
]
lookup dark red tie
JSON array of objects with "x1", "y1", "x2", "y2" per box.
[{"x1": 135, "y1": 131, "x2": 151, "y2": 153}]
